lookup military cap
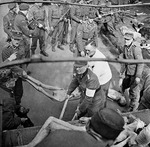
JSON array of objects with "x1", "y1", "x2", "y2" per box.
[
  {"x1": 8, "y1": 3, "x2": 17, "y2": 10},
  {"x1": 11, "y1": 30, "x2": 23, "y2": 40},
  {"x1": 74, "y1": 61, "x2": 88, "y2": 68},
  {"x1": 19, "y1": 3, "x2": 29, "y2": 11},
  {"x1": 89, "y1": 108, "x2": 124, "y2": 140},
  {"x1": 124, "y1": 32, "x2": 134, "y2": 40}
]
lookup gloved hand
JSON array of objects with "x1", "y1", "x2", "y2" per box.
[{"x1": 8, "y1": 52, "x2": 17, "y2": 61}]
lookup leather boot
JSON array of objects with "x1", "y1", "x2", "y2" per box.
[
  {"x1": 52, "y1": 46, "x2": 56, "y2": 52},
  {"x1": 40, "y1": 50, "x2": 49, "y2": 57}
]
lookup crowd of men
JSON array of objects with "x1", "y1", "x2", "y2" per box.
[{"x1": 1, "y1": 0, "x2": 150, "y2": 143}]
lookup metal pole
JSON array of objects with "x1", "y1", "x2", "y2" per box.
[{"x1": 0, "y1": 99, "x2": 3, "y2": 147}]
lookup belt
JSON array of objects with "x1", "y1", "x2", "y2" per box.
[
  {"x1": 37, "y1": 19, "x2": 44, "y2": 21},
  {"x1": 52, "y1": 17, "x2": 60, "y2": 19}
]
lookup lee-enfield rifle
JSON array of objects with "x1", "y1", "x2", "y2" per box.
[{"x1": 48, "y1": 8, "x2": 70, "y2": 37}]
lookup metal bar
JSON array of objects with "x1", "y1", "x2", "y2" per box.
[
  {"x1": 0, "y1": 0, "x2": 150, "y2": 8},
  {"x1": 0, "y1": 100, "x2": 3, "y2": 147},
  {"x1": 0, "y1": 56, "x2": 150, "y2": 70}
]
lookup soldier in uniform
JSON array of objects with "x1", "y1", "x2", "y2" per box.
[
  {"x1": 69, "y1": 0, "x2": 89, "y2": 53},
  {"x1": 120, "y1": 32, "x2": 144, "y2": 111},
  {"x1": 66, "y1": 61, "x2": 106, "y2": 118},
  {"x1": 28, "y1": 0, "x2": 49, "y2": 57},
  {"x1": 3, "y1": 3, "x2": 17, "y2": 42},
  {"x1": 48, "y1": 3, "x2": 65, "y2": 52},
  {"x1": 14, "y1": 3, "x2": 42, "y2": 59},
  {"x1": 0, "y1": 30, "x2": 30, "y2": 122},
  {"x1": 76, "y1": 17, "x2": 98, "y2": 57}
]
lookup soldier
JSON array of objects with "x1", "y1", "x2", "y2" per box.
[
  {"x1": 87, "y1": 0, "x2": 101, "y2": 20},
  {"x1": 66, "y1": 61, "x2": 106, "y2": 118},
  {"x1": 3, "y1": 3, "x2": 17, "y2": 42},
  {"x1": 2, "y1": 98, "x2": 28, "y2": 130},
  {"x1": 120, "y1": 32, "x2": 144, "y2": 111},
  {"x1": 1, "y1": 30, "x2": 29, "y2": 118},
  {"x1": 76, "y1": 17, "x2": 98, "y2": 57},
  {"x1": 48, "y1": 3, "x2": 65, "y2": 52},
  {"x1": 69, "y1": 0, "x2": 88, "y2": 53},
  {"x1": 14, "y1": 3, "x2": 44, "y2": 58},
  {"x1": 28, "y1": 0, "x2": 49, "y2": 57}
]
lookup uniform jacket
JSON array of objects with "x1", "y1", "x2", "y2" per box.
[
  {"x1": 67, "y1": 69, "x2": 103, "y2": 115},
  {"x1": 14, "y1": 11, "x2": 33, "y2": 38},
  {"x1": 48, "y1": 5, "x2": 64, "y2": 27},
  {"x1": 3, "y1": 10, "x2": 17, "y2": 38},
  {"x1": 76, "y1": 21, "x2": 98, "y2": 52},
  {"x1": 0, "y1": 43, "x2": 24, "y2": 91},
  {"x1": 3, "y1": 99, "x2": 21, "y2": 130},
  {"x1": 28, "y1": 4, "x2": 46, "y2": 26},
  {"x1": 123, "y1": 42, "x2": 144, "y2": 78}
]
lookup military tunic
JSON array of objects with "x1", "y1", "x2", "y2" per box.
[
  {"x1": 48, "y1": 4, "x2": 64, "y2": 48},
  {"x1": 3, "y1": 11, "x2": 17, "y2": 41},
  {"x1": 14, "y1": 11, "x2": 35, "y2": 57},
  {"x1": 67, "y1": 69, "x2": 105, "y2": 117},
  {"x1": 70, "y1": 5, "x2": 88, "y2": 48},
  {"x1": 122, "y1": 42, "x2": 144, "y2": 110},
  {"x1": 28, "y1": 4, "x2": 47, "y2": 53},
  {"x1": 76, "y1": 21, "x2": 98, "y2": 56},
  {"x1": 1, "y1": 43, "x2": 25, "y2": 105}
]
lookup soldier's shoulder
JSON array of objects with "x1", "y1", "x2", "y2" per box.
[
  {"x1": 3, "y1": 13, "x2": 9, "y2": 20},
  {"x1": 3, "y1": 43, "x2": 11, "y2": 49}
]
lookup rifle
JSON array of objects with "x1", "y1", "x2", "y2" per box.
[{"x1": 48, "y1": 8, "x2": 70, "y2": 37}]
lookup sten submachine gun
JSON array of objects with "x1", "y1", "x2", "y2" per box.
[{"x1": 48, "y1": 8, "x2": 70, "y2": 37}]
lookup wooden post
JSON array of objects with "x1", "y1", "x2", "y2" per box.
[{"x1": 0, "y1": 100, "x2": 3, "y2": 147}]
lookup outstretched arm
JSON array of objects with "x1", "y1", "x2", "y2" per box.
[{"x1": 19, "y1": 116, "x2": 86, "y2": 147}]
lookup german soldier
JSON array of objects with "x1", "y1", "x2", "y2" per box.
[
  {"x1": 1, "y1": 30, "x2": 30, "y2": 119},
  {"x1": 120, "y1": 32, "x2": 144, "y2": 111},
  {"x1": 14, "y1": 3, "x2": 38, "y2": 59},
  {"x1": 28, "y1": 0, "x2": 49, "y2": 57},
  {"x1": 48, "y1": 3, "x2": 65, "y2": 52},
  {"x1": 3, "y1": 3, "x2": 17, "y2": 42},
  {"x1": 66, "y1": 61, "x2": 106, "y2": 118},
  {"x1": 76, "y1": 17, "x2": 98, "y2": 57},
  {"x1": 69, "y1": 0, "x2": 88, "y2": 53}
]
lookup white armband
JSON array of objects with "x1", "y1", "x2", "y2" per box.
[{"x1": 86, "y1": 88, "x2": 96, "y2": 97}]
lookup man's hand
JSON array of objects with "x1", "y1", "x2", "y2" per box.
[
  {"x1": 8, "y1": 52, "x2": 17, "y2": 61},
  {"x1": 98, "y1": 15, "x2": 102, "y2": 19},
  {"x1": 80, "y1": 51, "x2": 85, "y2": 57},
  {"x1": 135, "y1": 77, "x2": 140, "y2": 84},
  {"x1": 21, "y1": 118, "x2": 28, "y2": 123},
  {"x1": 79, "y1": 20, "x2": 83, "y2": 24},
  {"x1": 38, "y1": 23, "x2": 43, "y2": 28},
  {"x1": 22, "y1": 71, "x2": 28, "y2": 79},
  {"x1": 50, "y1": 27, "x2": 54, "y2": 31}
]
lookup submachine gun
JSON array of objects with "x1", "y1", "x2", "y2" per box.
[
  {"x1": 28, "y1": 18, "x2": 48, "y2": 32},
  {"x1": 48, "y1": 8, "x2": 70, "y2": 37}
]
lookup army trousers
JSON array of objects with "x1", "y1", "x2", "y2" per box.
[
  {"x1": 122, "y1": 75, "x2": 141, "y2": 110},
  {"x1": 31, "y1": 27, "x2": 46, "y2": 53},
  {"x1": 51, "y1": 21, "x2": 64, "y2": 48}
]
